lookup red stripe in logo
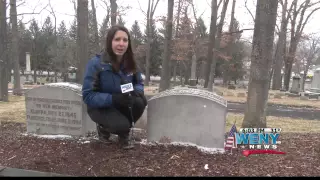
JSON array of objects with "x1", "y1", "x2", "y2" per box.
[{"x1": 242, "y1": 150, "x2": 286, "y2": 157}]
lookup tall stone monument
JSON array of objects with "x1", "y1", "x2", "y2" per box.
[{"x1": 25, "y1": 52, "x2": 31, "y2": 82}]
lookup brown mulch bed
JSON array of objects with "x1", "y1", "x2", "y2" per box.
[{"x1": 1, "y1": 121, "x2": 320, "y2": 177}]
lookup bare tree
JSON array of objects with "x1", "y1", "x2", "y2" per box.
[
  {"x1": 91, "y1": 0, "x2": 100, "y2": 52},
  {"x1": 110, "y1": 0, "x2": 117, "y2": 26},
  {"x1": 10, "y1": 0, "x2": 22, "y2": 95},
  {"x1": 189, "y1": 0, "x2": 202, "y2": 87},
  {"x1": 222, "y1": 0, "x2": 236, "y2": 85},
  {"x1": 159, "y1": 0, "x2": 174, "y2": 92},
  {"x1": 171, "y1": 0, "x2": 183, "y2": 83},
  {"x1": 271, "y1": 0, "x2": 294, "y2": 90},
  {"x1": 47, "y1": 0, "x2": 59, "y2": 82},
  {"x1": 203, "y1": 0, "x2": 218, "y2": 89},
  {"x1": 298, "y1": 36, "x2": 320, "y2": 91},
  {"x1": 242, "y1": 0, "x2": 278, "y2": 128},
  {"x1": 143, "y1": 0, "x2": 160, "y2": 86},
  {"x1": 76, "y1": 0, "x2": 89, "y2": 84},
  {"x1": 206, "y1": 0, "x2": 229, "y2": 91},
  {"x1": 0, "y1": 0, "x2": 8, "y2": 101},
  {"x1": 283, "y1": 0, "x2": 320, "y2": 91}
]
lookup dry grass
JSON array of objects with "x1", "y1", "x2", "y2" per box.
[
  {"x1": 0, "y1": 95, "x2": 26, "y2": 123},
  {"x1": 226, "y1": 113, "x2": 320, "y2": 133},
  {"x1": 215, "y1": 86, "x2": 320, "y2": 109}
]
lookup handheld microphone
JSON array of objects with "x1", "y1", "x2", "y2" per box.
[
  {"x1": 120, "y1": 83, "x2": 134, "y2": 94},
  {"x1": 120, "y1": 80, "x2": 135, "y2": 147}
]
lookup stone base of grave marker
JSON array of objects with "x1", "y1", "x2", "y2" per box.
[
  {"x1": 146, "y1": 87, "x2": 227, "y2": 149},
  {"x1": 25, "y1": 82, "x2": 97, "y2": 136}
]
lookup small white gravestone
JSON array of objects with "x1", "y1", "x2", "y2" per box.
[{"x1": 25, "y1": 82, "x2": 96, "y2": 136}]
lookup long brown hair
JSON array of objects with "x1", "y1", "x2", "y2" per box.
[{"x1": 104, "y1": 25, "x2": 136, "y2": 73}]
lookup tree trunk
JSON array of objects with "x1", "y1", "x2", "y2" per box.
[
  {"x1": 33, "y1": 64, "x2": 37, "y2": 83},
  {"x1": 282, "y1": 0, "x2": 320, "y2": 91},
  {"x1": 207, "y1": 0, "x2": 229, "y2": 91},
  {"x1": 272, "y1": 0, "x2": 288, "y2": 90},
  {"x1": 0, "y1": 0, "x2": 8, "y2": 101},
  {"x1": 110, "y1": 0, "x2": 117, "y2": 26},
  {"x1": 203, "y1": 0, "x2": 218, "y2": 89},
  {"x1": 172, "y1": 0, "x2": 182, "y2": 84},
  {"x1": 172, "y1": 61, "x2": 177, "y2": 83},
  {"x1": 144, "y1": 0, "x2": 152, "y2": 86},
  {"x1": 10, "y1": 0, "x2": 22, "y2": 96},
  {"x1": 159, "y1": 0, "x2": 174, "y2": 92},
  {"x1": 223, "y1": 0, "x2": 236, "y2": 86},
  {"x1": 91, "y1": 0, "x2": 100, "y2": 53},
  {"x1": 76, "y1": 0, "x2": 89, "y2": 84},
  {"x1": 242, "y1": 0, "x2": 278, "y2": 128},
  {"x1": 284, "y1": 39, "x2": 298, "y2": 91}
]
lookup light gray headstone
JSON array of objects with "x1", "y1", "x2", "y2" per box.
[
  {"x1": 311, "y1": 68, "x2": 320, "y2": 91},
  {"x1": 25, "y1": 82, "x2": 96, "y2": 136},
  {"x1": 290, "y1": 75, "x2": 301, "y2": 94},
  {"x1": 147, "y1": 87, "x2": 227, "y2": 149}
]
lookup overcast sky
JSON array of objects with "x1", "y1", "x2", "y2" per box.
[{"x1": 14, "y1": 0, "x2": 320, "y2": 40}]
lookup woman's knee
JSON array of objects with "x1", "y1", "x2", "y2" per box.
[
  {"x1": 132, "y1": 97, "x2": 146, "y2": 121},
  {"x1": 88, "y1": 107, "x2": 131, "y2": 133},
  {"x1": 133, "y1": 97, "x2": 146, "y2": 111}
]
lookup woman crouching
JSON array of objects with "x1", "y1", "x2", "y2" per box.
[{"x1": 82, "y1": 25, "x2": 147, "y2": 149}]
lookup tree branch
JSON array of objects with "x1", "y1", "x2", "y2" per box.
[
  {"x1": 217, "y1": 0, "x2": 223, "y2": 9},
  {"x1": 97, "y1": 0, "x2": 110, "y2": 13},
  {"x1": 151, "y1": 0, "x2": 160, "y2": 18},
  {"x1": 285, "y1": 0, "x2": 295, "y2": 22},
  {"x1": 16, "y1": 3, "x2": 49, "y2": 17},
  {"x1": 244, "y1": 0, "x2": 255, "y2": 22},
  {"x1": 17, "y1": 0, "x2": 26, "y2": 8},
  {"x1": 137, "y1": 0, "x2": 147, "y2": 16},
  {"x1": 299, "y1": 6, "x2": 320, "y2": 35},
  {"x1": 295, "y1": 0, "x2": 311, "y2": 36},
  {"x1": 275, "y1": 24, "x2": 280, "y2": 35},
  {"x1": 224, "y1": 28, "x2": 254, "y2": 35}
]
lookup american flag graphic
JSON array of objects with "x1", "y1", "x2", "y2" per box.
[{"x1": 224, "y1": 124, "x2": 237, "y2": 150}]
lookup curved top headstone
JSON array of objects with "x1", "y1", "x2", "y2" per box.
[
  {"x1": 25, "y1": 82, "x2": 83, "y2": 96},
  {"x1": 46, "y1": 82, "x2": 82, "y2": 94},
  {"x1": 149, "y1": 87, "x2": 227, "y2": 107},
  {"x1": 25, "y1": 82, "x2": 96, "y2": 136}
]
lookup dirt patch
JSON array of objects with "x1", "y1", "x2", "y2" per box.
[{"x1": 0, "y1": 122, "x2": 319, "y2": 176}]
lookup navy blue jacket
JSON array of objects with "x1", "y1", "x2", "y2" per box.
[{"x1": 82, "y1": 53, "x2": 144, "y2": 108}]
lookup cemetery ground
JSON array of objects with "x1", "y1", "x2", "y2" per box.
[{"x1": 1, "y1": 94, "x2": 320, "y2": 176}]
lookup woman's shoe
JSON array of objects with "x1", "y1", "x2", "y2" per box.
[
  {"x1": 97, "y1": 124, "x2": 112, "y2": 144},
  {"x1": 118, "y1": 134, "x2": 134, "y2": 149}
]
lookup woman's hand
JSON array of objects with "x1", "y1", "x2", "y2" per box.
[
  {"x1": 130, "y1": 90, "x2": 147, "y2": 106},
  {"x1": 112, "y1": 93, "x2": 132, "y2": 107}
]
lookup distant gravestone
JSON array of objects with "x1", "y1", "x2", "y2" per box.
[
  {"x1": 147, "y1": 87, "x2": 227, "y2": 150},
  {"x1": 25, "y1": 82, "x2": 96, "y2": 136},
  {"x1": 290, "y1": 75, "x2": 301, "y2": 94},
  {"x1": 311, "y1": 68, "x2": 320, "y2": 90}
]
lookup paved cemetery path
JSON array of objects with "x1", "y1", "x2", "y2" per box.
[
  {"x1": 145, "y1": 95, "x2": 320, "y2": 120},
  {"x1": 227, "y1": 102, "x2": 320, "y2": 120}
]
